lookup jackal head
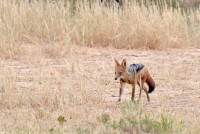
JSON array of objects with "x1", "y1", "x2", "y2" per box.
[{"x1": 114, "y1": 58, "x2": 126, "y2": 80}]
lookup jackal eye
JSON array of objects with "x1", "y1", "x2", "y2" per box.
[{"x1": 119, "y1": 72, "x2": 122, "y2": 75}]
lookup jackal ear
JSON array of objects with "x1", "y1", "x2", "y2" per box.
[
  {"x1": 114, "y1": 58, "x2": 120, "y2": 65},
  {"x1": 121, "y1": 59, "x2": 126, "y2": 68}
]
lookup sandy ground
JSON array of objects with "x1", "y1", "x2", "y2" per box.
[
  {"x1": 0, "y1": 46, "x2": 200, "y2": 132},
  {"x1": 80, "y1": 47, "x2": 200, "y2": 106}
]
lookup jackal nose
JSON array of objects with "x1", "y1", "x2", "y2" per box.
[{"x1": 115, "y1": 78, "x2": 117, "y2": 80}]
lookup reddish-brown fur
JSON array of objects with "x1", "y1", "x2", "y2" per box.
[{"x1": 114, "y1": 58, "x2": 155, "y2": 102}]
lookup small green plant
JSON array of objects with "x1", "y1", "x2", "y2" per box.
[
  {"x1": 76, "y1": 128, "x2": 91, "y2": 134},
  {"x1": 49, "y1": 128, "x2": 54, "y2": 133},
  {"x1": 140, "y1": 115, "x2": 161, "y2": 133},
  {"x1": 160, "y1": 114, "x2": 174, "y2": 132},
  {"x1": 110, "y1": 117, "x2": 138, "y2": 132},
  {"x1": 97, "y1": 113, "x2": 111, "y2": 124},
  {"x1": 57, "y1": 115, "x2": 67, "y2": 125},
  {"x1": 95, "y1": 102, "x2": 140, "y2": 133},
  {"x1": 140, "y1": 113, "x2": 187, "y2": 133},
  {"x1": 48, "y1": 128, "x2": 62, "y2": 134},
  {"x1": 176, "y1": 120, "x2": 185, "y2": 132}
]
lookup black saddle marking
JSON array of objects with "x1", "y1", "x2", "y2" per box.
[{"x1": 129, "y1": 64, "x2": 144, "y2": 73}]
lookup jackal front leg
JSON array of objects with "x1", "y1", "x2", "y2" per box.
[
  {"x1": 137, "y1": 81, "x2": 142, "y2": 101},
  {"x1": 138, "y1": 74, "x2": 142, "y2": 101},
  {"x1": 131, "y1": 83, "x2": 135, "y2": 101},
  {"x1": 118, "y1": 79, "x2": 124, "y2": 102}
]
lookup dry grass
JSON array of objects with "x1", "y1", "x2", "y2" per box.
[{"x1": 0, "y1": 0, "x2": 200, "y2": 59}]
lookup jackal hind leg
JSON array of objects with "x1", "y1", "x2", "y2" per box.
[{"x1": 142, "y1": 82, "x2": 150, "y2": 102}]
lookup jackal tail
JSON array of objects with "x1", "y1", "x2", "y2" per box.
[{"x1": 146, "y1": 74, "x2": 155, "y2": 93}]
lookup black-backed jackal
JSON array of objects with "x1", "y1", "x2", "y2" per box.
[{"x1": 114, "y1": 58, "x2": 155, "y2": 102}]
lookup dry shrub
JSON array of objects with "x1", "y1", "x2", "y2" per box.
[{"x1": 0, "y1": 0, "x2": 199, "y2": 60}]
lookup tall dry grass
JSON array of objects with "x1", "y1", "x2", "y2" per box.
[
  {"x1": 0, "y1": 0, "x2": 200, "y2": 59},
  {"x1": 0, "y1": 1, "x2": 200, "y2": 133}
]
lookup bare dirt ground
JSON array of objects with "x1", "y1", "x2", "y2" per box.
[
  {"x1": 77, "y1": 46, "x2": 200, "y2": 110},
  {"x1": 0, "y1": 46, "x2": 200, "y2": 132}
]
